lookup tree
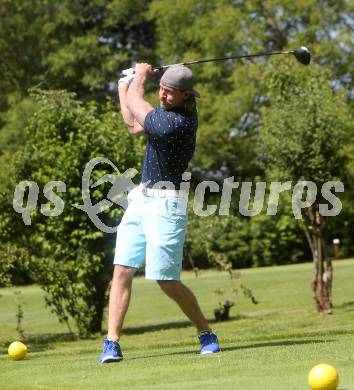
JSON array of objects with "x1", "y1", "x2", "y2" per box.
[
  {"x1": 0, "y1": 0, "x2": 156, "y2": 238},
  {"x1": 258, "y1": 62, "x2": 350, "y2": 314},
  {"x1": 148, "y1": 0, "x2": 353, "y2": 272},
  {"x1": 148, "y1": 0, "x2": 353, "y2": 180},
  {"x1": 1, "y1": 0, "x2": 353, "y2": 296},
  {"x1": 0, "y1": 0, "x2": 155, "y2": 115},
  {"x1": 5, "y1": 89, "x2": 144, "y2": 334}
]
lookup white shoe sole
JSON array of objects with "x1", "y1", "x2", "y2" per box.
[{"x1": 100, "y1": 356, "x2": 123, "y2": 363}]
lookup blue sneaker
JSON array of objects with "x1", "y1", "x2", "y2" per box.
[
  {"x1": 99, "y1": 339, "x2": 123, "y2": 363},
  {"x1": 199, "y1": 332, "x2": 220, "y2": 354}
]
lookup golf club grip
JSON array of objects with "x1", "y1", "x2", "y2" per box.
[{"x1": 119, "y1": 67, "x2": 164, "y2": 76}]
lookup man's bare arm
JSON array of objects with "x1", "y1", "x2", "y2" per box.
[
  {"x1": 118, "y1": 83, "x2": 145, "y2": 136},
  {"x1": 126, "y1": 63, "x2": 155, "y2": 127}
]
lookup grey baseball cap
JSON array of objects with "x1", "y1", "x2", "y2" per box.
[{"x1": 160, "y1": 65, "x2": 200, "y2": 97}]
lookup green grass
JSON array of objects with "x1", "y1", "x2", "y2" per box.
[{"x1": 1, "y1": 260, "x2": 354, "y2": 389}]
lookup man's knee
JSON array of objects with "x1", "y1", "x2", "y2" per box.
[
  {"x1": 157, "y1": 280, "x2": 180, "y2": 294},
  {"x1": 113, "y1": 265, "x2": 136, "y2": 281}
]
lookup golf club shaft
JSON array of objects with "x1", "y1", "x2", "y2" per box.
[
  {"x1": 120, "y1": 47, "x2": 309, "y2": 76},
  {"x1": 154, "y1": 50, "x2": 293, "y2": 70}
]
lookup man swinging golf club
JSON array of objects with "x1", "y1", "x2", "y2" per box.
[{"x1": 99, "y1": 63, "x2": 220, "y2": 363}]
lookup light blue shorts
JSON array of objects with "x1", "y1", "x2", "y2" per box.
[{"x1": 113, "y1": 185, "x2": 188, "y2": 280}]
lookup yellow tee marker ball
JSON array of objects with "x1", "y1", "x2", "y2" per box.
[
  {"x1": 8, "y1": 341, "x2": 27, "y2": 361},
  {"x1": 308, "y1": 364, "x2": 339, "y2": 390}
]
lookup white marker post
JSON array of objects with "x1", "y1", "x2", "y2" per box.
[{"x1": 333, "y1": 238, "x2": 340, "y2": 260}]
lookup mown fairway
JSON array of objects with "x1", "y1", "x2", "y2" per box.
[{"x1": 1, "y1": 260, "x2": 354, "y2": 390}]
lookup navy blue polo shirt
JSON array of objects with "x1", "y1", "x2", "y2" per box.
[{"x1": 142, "y1": 107, "x2": 198, "y2": 189}]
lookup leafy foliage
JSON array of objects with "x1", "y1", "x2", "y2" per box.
[
  {"x1": 258, "y1": 63, "x2": 349, "y2": 185},
  {"x1": 0, "y1": 0, "x2": 353, "y2": 329},
  {"x1": 5, "y1": 89, "x2": 144, "y2": 334},
  {"x1": 258, "y1": 61, "x2": 351, "y2": 313},
  {"x1": 0, "y1": 0, "x2": 155, "y2": 108},
  {"x1": 148, "y1": 0, "x2": 354, "y2": 178},
  {"x1": 185, "y1": 196, "x2": 309, "y2": 271}
]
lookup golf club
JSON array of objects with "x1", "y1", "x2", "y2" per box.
[
  {"x1": 121, "y1": 47, "x2": 311, "y2": 76},
  {"x1": 155, "y1": 46, "x2": 311, "y2": 69}
]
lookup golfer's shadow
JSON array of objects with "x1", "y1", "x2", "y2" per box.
[
  {"x1": 220, "y1": 338, "x2": 336, "y2": 352},
  {"x1": 121, "y1": 320, "x2": 192, "y2": 336},
  {"x1": 129, "y1": 338, "x2": 335, "y2": 360},
  {"x1": 120, "y1": 316, "x2": 244, "y2": 336}
]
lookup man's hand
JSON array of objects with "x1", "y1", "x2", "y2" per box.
[
  {"x1": 126, "y1": 63, "x2": 155, "y2": 127},
  {"x1": 134, "y1": 63, "x2": 154, "y2": 80},
  {"x1": 118, "y1": 67, "x2": 135, "y2": 87}
]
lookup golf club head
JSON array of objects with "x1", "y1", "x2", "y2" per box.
[{"x1": 292, "y1": 47, "x2": 311, "y2": 65}]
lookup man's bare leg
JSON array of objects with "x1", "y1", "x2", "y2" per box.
[
  {"x1": 157, "y1": 280, "x2": 211, "y2": 333},
  {"x1": 107, "y1": 265, "x2": 136, "y2": 340}
]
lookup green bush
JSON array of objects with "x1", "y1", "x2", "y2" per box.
[
  {"x1": 4, "y1": 89, "x2": 144, "y2": 335},
  {"x1": 185, "y1": 195, "x2": 309, "y2": 270}
]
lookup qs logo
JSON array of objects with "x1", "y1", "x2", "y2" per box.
[{"x1": 13, "y1": 157, "x2": 138, "y2": 233}]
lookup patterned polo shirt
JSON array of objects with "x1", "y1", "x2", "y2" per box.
[{"x1": 142, "y1": 107, "x2": 198, "y2": 189}]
